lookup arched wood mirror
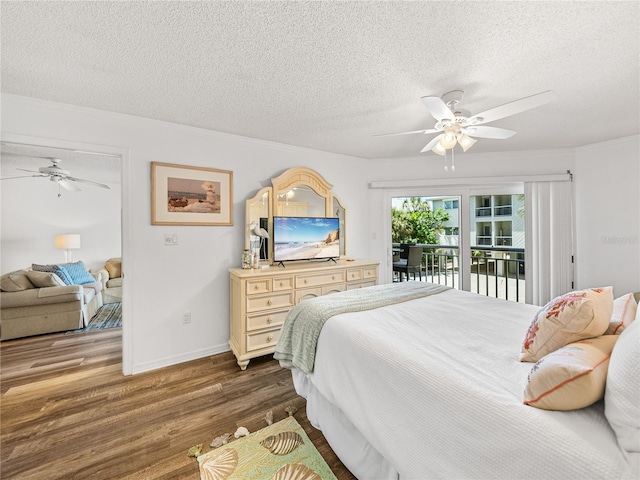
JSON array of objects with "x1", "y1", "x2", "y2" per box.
[
  {"x1": 245, "y1": 167, "x2": 347, "y2": 264},
  {"x1": 245, "y1": 186, "x2": 272, "y2": 261}
]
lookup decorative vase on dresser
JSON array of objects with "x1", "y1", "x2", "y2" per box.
[{"x1": 229, "y1": 259, "x2": 378, "y2": 370}]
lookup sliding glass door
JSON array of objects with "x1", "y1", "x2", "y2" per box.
[
  {"x1": 390, "y1": 185, "x2": 525, "y2": 302},
  {"x1": 468, "y1": 193, "x2": 525, "y2": 302},
  {"x1": 391, "y1": 195, "x2": 461, "y2": 288}
]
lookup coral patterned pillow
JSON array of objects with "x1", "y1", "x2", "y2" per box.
[
  {"x1": 524, "y1": 335, "x2": 618, "y2": 410},
  {"x1": 520, "y1": 287, "x2": 613, "y2": 362},
  {"x1": 605, "y1": 293, "x2": 637, "y2": 335}
]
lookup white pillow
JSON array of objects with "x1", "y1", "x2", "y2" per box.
[
  {"x1": 524, "y1": 335, "x2": 618, "y2": 411},
  {"x1": 605, "y1": 293, "x2": 637, "y2": 335},
  {"x1": 605, "y1": 319, "x2": 640, "y2": 453},
  {"x1": 520, "y1": 287, "x2": 613, "y2": 362}
]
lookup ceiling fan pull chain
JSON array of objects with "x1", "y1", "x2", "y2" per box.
[
  {"x1": 451, "y1": 148, "x2": 455, "y2": 171},
  {"x1": 444, "y1": 149, "x2": 448, "y2": 171}
]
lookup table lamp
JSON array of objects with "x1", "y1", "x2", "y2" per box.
[{"x1": 54, "y1": 234, "x2": 81, "y2": 263}]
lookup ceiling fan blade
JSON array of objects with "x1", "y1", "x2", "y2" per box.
[
  {"x1": 420, "y1": 134, "x2": 444, "y2": 153},
  {"x1": 468, "y1": 91, "x2": 557, "y2": 125},
  {"x1": 67, "y1": 176, "x2": 111, "y2": 189},
  {"x1": 1, "y1": 174, "x2": 48, "y2": 180},
  {"x1": 16, "y1": 168, "x2": 43, "y2": 174},
  {"x1": 465, "y1": 126, "x2": 517, "y2": 139},
  {"x1": 374, "y1": 128, "x2": 440, "y2": 137},
  {"x1": 57, "y1": 178, "x2": 81, "y2": 191},
  {"x1": 421, "y1": 96, "x2": 455, "y2": 122}
]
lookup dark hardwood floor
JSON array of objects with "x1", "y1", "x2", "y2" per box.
[{"x1": 1, "y1": 328, "x2": 356, "y2": 479}]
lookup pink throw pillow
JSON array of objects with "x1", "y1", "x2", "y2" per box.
[
  {"x1": 605, "y1": 293, "x2": 637, "y2": 335},
  {"x1": 520, "y1": 287, "x2": 613, "y2": 362},
  {"x1": 524, "y1": 335, "x2": 618, "y2": 410}
]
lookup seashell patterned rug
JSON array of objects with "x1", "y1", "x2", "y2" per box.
[{"x1": 197, "y1": 416, "x2": 337, "y2": 480}]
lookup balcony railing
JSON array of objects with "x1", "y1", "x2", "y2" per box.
[
  {"x1": 470, "y1": 246, "x2": 524, "y2": 303},
  {"x1": 393, "y1": 243, "x2": 525, "y2": 303},
  {"x1": 494, "y1": 205, "x2": 513, "y2": 216}
]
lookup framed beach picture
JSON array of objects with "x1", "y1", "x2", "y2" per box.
[{"x1": 151, "y1": 162, "x2": 233, "y2": 226}]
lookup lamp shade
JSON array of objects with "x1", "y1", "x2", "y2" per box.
[
  {"x1": 55, "y1": 234, "x2": 81, "y2": 250},
  {"x1": 457, "y1": 134, "x2": 477, "y2": 152}
]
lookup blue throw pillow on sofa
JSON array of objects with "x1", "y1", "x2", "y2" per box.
[
  {"x1": 59, "y1": 261, "x2": 96, "y2": 285},
  {"x1": 32, "y1": 263, "x2": 74, "y2": 285}
]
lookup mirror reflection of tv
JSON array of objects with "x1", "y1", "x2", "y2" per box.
[{"x1": 273, "y1": 216, "x2": 340, "y2": 263}]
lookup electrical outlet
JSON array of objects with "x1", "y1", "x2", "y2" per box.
[{"x1": 182, "y1": 312, "x2": 191, "y2": 324}]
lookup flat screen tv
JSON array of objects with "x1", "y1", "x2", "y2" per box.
[{"x1": 273, "y1": 216, "x2": 340, "y2": 264}]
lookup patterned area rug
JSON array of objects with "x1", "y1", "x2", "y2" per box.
[
  {"x1": 66, "y1": 302, "x2": 121, "y2": 335},
  {"x1": 197, "y1": 416, "x2": 337, "y2": 480}
]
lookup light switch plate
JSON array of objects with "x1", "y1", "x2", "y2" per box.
[{"x1": 164, "y1": 234, "x2": 178, "y2": 246}]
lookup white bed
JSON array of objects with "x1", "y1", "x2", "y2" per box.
[{"x1": 279, "y1": 285, "x2": 637, "y2": 480}]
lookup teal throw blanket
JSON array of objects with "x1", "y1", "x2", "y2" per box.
[{"x1": 274, "y1": 282, "x2": 451, "y2": 373}]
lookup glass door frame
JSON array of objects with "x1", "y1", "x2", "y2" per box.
[{"x1": 384, "y1": 183, "x2": 524, "y2": 293}]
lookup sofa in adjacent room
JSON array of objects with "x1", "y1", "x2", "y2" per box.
[
  {"x1": 0, "y1": 263, "x2": 105, "y2": 340},
  {"x1": 97, "y1": 257, "x2": 122, "y2": 304}
]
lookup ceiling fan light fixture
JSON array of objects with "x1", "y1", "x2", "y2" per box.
[
  {"x1": 457, "y1": 134, "x2": 477, "y2": 152},
  {"x1": 439, "y1": 130, "x2": 457, "y2": 149},
  {"x1": 432, "y1": 143, "x2": 447, "y2": 156}
]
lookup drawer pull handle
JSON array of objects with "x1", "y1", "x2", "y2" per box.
[
  {"x1": 332, "y1": 275, "x2": 335, "y2": 280},
  {"x1": 304, "y1": 279, "x2": 308, "y2": 284},
  {"x1": 266, "y1": 317, "x2": 272, "y2": 323},
  {"x1": 267, "y1": 335, "x2": 273, "y2": 342},
  {"x1": 279, "y1": 281, "x2": 283, "y2": 287},
  {"x1": 255, "y1": 285, "x2": 259, "y2": 290},
  {"x1": 267, "y1": 299, "x2": 273, "y2": 306}
]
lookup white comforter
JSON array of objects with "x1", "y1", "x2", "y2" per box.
[{"x1": 295, "y1": 287, "x2": 636, "y2": 480}]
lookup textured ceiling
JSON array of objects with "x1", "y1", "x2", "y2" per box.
[{"x1": 1, "y1": 1, "x2": 639, "y2": 159}]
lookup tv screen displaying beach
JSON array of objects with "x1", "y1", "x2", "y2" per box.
[{"x1": 274, "y1": 217, "x2": 339, "y2": 261}]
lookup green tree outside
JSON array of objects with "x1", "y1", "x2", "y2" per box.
[{"x1": 392, "y1": 198, "x2": 449, "y2": 244}]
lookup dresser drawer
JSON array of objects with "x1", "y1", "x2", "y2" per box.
[
  {"x1": 246, "y1": 278, "x2": 271, "y2": 295},
  {"x1": 322, "y1": 283, "x2": 346, "y2": 295},
  {"x1": 246, "y1": 309, "x2": 289, "y2": 332},
  {"x1": 347, "y1": 280, "x2": 376, "y2": 290},
  {"x1": 295, "y1": 287, "x2": 322, "y2": 304},
  {"x1": 296, "y1": 271, "x2": 345, "y2": 288},
  {"x1": 272, "y1": 276, "x2": 293, "y2": 291},
  {"x1": 363, "y1": 266, "x2": 378, "y2": 279},
  {"x1": 246, "y1": 327, "x2": 281, "y2": 352},
  {"x1": 346, "y1": 268, "x2": 363, "y2": 282},
  {"x1": 246, "y1": 292, "x2": 294, "y2": 313}
]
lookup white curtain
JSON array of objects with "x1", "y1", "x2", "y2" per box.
[{"x1": 524, "y1": 179, "x2": 574, "y2": 305}]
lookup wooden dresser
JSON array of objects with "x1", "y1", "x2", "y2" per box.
[{"x1": 229, "y1": 259, "x2": 379, "y2": 370}]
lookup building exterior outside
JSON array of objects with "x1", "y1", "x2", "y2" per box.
[{"x1": 394, "y1": 195, "x2": 526, "y2": 302}]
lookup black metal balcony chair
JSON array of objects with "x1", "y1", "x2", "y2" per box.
[{"x1": 393, "y1": 245, "x2": 423, "y2": 282}]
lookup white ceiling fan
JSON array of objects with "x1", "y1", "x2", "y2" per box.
[
  {"x1": 1, "y1": 157, "x2": 110, "y2": 194},
  {"x1": 376, "y1": 90, "x2": 557, "y2": 155}
]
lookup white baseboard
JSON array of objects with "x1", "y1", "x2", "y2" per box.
[{"x1": 131, "y1": 343, "x2": 231, "y2": 375}]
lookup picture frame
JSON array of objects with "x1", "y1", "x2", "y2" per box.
[{"x1": 151, "y1": 161, "x2": 233, "y2": 226}]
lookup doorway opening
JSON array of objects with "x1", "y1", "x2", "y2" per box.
[{"x1": 0, "y1": 137, "x2": 128, "y2": 368}]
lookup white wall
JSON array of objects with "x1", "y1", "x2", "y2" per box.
[
  {"x1": 1, "y1": 156, "x2": 121, "y2": 273},
  {"x1": 1, "y1": 94, "x2": 372, "y2": 374},
  {"x1": 574, "y1": 135, "x2": 640, "y2": 296}
]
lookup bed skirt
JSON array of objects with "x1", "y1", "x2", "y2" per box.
[{"x1": 292, "y1": 368, "x2": 399, "y2": 480}]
